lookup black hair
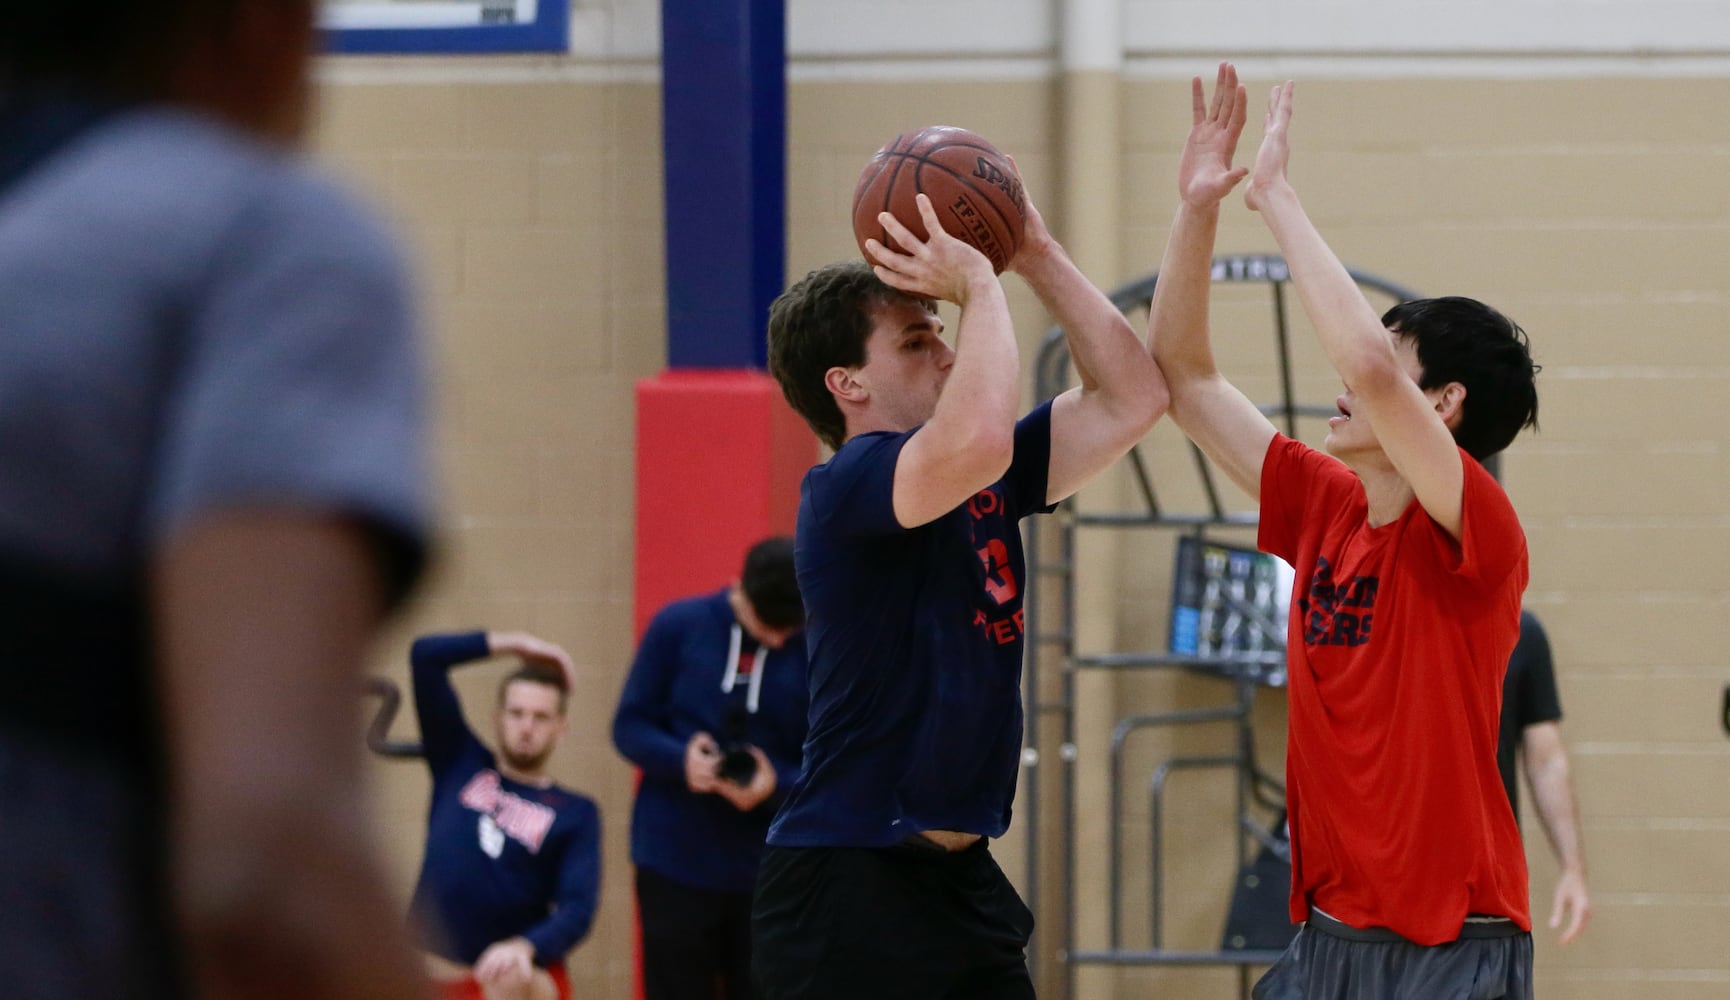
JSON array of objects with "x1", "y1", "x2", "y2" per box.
[
  {"x1": 0, "y1": 1, "x2": 216, "y2": 96},
  {"x1": 1381, "y1": 296, "x2": 1539, "y2": 460},
  {"x1": 740, "y1": 536, "x2": 802, "y2": 631}
]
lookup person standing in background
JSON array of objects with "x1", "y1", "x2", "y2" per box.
[
  {"x1": 614, "y1": 537, "x2": 809, "y2": 1000},
  {"x1": 1500, "y1": 610, "x2": 1592, "y2": 945}
]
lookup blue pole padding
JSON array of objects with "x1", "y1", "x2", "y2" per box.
[{"x1": 661, "y1": 0, "x2": 787, "y2": 370}]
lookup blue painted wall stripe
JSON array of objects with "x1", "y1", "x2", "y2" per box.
[{"x1": 662, "y1": 0, "x2": 787, "y2": 370}]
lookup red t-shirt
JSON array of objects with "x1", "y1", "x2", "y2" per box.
[{"x1": 1258, "y1": 434, "x2": 1531, "y2": 944}]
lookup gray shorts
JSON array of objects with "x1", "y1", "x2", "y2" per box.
[{"x1": 1251, "y1": 909, "x2": 1533, "y2": 1000}]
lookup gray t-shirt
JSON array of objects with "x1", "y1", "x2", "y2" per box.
[
  {"x1": 0, "y1": 108, "x2": 427, "y2": 576},
  {"x1": 0, "y1": 105, "x2": 430, "y2": 999}
]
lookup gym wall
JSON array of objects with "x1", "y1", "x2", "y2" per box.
[{"x1": 316, "y1": 3, "x2": 1730, "y2": 998}]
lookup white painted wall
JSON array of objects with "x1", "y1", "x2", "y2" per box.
[{"x1": 569, "y1": 0, "x2": 1730, "y2": 77}]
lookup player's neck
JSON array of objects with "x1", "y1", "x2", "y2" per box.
[
  {"x1": 498, "y1": 761, "x2": 553, "y2": 788},
  {"x1": 1352, "y1": 460, "x2": 1416, "y2": 528}
]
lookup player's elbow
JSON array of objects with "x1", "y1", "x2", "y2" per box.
[
  {"x1": 956, "y1": 423, "x2": 1015, "y2": 485},
  {"x1": 1129, "y1": 370, "x2": 1171, "y2": 435},
  {"x1": 1339, "y1": 344, "x2": 1407, "y2": 399}
]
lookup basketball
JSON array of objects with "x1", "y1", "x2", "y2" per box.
[{"x1": 851, "y1": 126, "x2": 1027, "y2": 275}]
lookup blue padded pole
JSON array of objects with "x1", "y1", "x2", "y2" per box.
[{"x1": 661, "y1": 0, "x2": 787, "y2": 370}]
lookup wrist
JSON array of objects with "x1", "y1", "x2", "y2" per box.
[
  {"x1": 1177, "y1": 198, "x2": 1224, "y2": 219},
  {"x1": 1007, "y1": 231, "x2": 1062, "y2": 278},
  {"x1": 1251, "y1": 179, "x2": 1298, "y2": 208},
  {"x1": 955, "y1": 271, "x2": 1002, "y2": 308}
]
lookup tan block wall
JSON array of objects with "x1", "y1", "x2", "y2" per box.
[{"x1": 311, "y1": 64, "x2": 1730, "y2": 999}]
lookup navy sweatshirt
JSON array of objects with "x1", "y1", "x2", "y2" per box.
[
  {"x1": 612, "y1": 589, "x2": 809, "y2": 893},
  {"x1": 406, "y1": 632, "x2": 599, "y2": 966}
]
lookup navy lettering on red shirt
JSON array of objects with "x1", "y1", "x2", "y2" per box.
[{"x1": 1300, "y1": 555, "x2": 1377, "y2": 648}]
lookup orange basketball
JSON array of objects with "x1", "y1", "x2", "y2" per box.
[{"x1": 851, "y1": 126, "x2": 1026, "y2": 275}]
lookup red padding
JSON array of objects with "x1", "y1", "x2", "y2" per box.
[
  {"x1": 635, "y1": 369, "x2": 813, "y2": 639},
  {"x1": 631, "y1": 369, "x2": 813, "y2": 999}
]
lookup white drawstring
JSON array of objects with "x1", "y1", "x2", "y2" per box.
[{"x1": 719, "y1": 623, "x2": 766, "y2": 714}]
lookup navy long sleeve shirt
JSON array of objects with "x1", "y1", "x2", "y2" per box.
[
  {"x1": 406, "y1": 631, "x2": 600, "y2": 966},
  {"x1": 612, "y1": 589, "x2": 809, "y2": 893}
]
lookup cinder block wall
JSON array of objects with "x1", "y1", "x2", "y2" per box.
[{"x1": 313, "y1": 59, "x2": 1730, "y2": 1000}]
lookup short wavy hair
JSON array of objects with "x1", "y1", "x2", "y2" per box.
[{"x1": 767, "y1": 260, "x2": 934, "y2": 450}]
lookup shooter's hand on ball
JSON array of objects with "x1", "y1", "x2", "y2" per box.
[
  {"x1": 1006, "y1": 183, "x2": 1058, "y2": 276},
  {"x1": 865, "y1": 193, "x2": 999, "y2": 307}
]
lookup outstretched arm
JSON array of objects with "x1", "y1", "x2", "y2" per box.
[
  {"x1": 1244, "y1": 82, "x2": 1466, "y2": 534},
  {"x1": 1149, "y1": 62, "x2": 1278, "y2": 500},
  {"x1": 867, "y1": 194, "x2": 1020, "y2": 528},
  {"x1": 1522, "y1": 721, "x2": 1591, "y2": 945},
  {"x1": 1012, "y1": 195, "x2": 1166, "y2": 505}
]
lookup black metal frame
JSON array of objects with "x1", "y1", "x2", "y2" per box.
[
  {"x1": 1022, "y1": 255, "x2": 1420, "y2": 999},
  {"x1": 363, "y1": 676, "x2": 425, "y2": 759}
]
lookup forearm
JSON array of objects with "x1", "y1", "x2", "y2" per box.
[
  {"x1": 410, "y1": 631, "x2": 489, "y2": 761},
  {"x1": 524, "y1": 830, "x2": 600, "y2": 963},
  {"x1": 1527, "y1": 750, "x2": 1587, "y2": 874},
  {"x1": 1252, "y1": 185, "x2": 1401, "y2": 389},
  {"x1": 157, "y1": 513, "x2": 427, "y2": 1000},
  {"x1": 927, "y1": 277, "x2": 1020, "y2": 450},
  {"x1": 1148, "y1": 201, "x2": 1226, "y2": 393},
  {"x1": 1014, "y1": 239, "x2": 1162, "y2": 413},
  {"x1": 611, "y1": 705, "x2": 689, "y2": 781},
  {"x1": 612, "y1": 626, "x2": 696, "y2": 781}
]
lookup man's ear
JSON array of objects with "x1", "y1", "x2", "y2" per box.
[
  {"x1": 825, "y1": 366, "x2": 867, "y2": 405},
  {"x1": 1435, "y1": 381, "x2": 1467, "y2": 430}
]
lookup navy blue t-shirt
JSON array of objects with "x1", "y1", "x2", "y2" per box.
[
  {"x1": 767, "y1": 401, "x2": 1055, "y2": 847},
  {"x1": 407, "y1": 633, "x2": 600, "y2": 967}
]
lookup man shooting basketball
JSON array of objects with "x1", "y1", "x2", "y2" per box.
[
  {"x1": 1148, "y1": 64, "x2": 1540, "y2": 999},
  {"x1": 753, "y1": 178, "x2": 1168, "y2": 996}
]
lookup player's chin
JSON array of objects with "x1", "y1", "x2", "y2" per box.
[{"x1": 503, "y1": 746, "x2": 553, "y2": 772}]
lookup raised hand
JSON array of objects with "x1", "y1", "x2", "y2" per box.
[
  {"x1": 1005, "y1": 158, "x2": 1057, "y2": 275},
  {"x1": 488, "y1": 630, "x2": 578, "y2": 693},
  {"x1": 1244, "y1": 80, "x2": 1296, "y2": 213},
  {"x1": 865, "y1": 193, "x2": 998, "y2": 307},
  {"x1": 1178, "y1": 62, "x2": 1250, "y2": 208}
]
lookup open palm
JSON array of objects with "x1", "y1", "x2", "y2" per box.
[
  {"x1": 1245, "y1": 81, "x2": 1296, "y2": 213},
  {"x1": 1178, "y1": 62, "x2": 1249, "y2": 208}
]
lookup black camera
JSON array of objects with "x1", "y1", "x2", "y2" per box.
[{"x1": 717, "y1": 703, "x2": 758, "y2": 785}]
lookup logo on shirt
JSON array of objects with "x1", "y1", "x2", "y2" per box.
[
  {"x1": 458, "y1": 770, "x2": 556, "y2": 854},
  {"x1": 1300, "y1": 556, "x2": 1377, "y2": 647},
  {"x1": 969, "y1": 487, "x2": 1025, "y2": 646}
]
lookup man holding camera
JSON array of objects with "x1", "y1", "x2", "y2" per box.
[{"x1": 612, "y1": 537, "x2": 809, "y2": 1000}]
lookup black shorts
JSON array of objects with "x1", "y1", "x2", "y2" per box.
[
  {"x1": 751, "y1": 839, "x2": 1035, "y2": 1000},
  {"x1": 1251, "y1": 909, "x2": 1533, "y2": 1000}
]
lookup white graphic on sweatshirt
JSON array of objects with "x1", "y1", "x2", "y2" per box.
[{"x1": 459, "y1": 770, "x2": 556, "y2": 853}]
